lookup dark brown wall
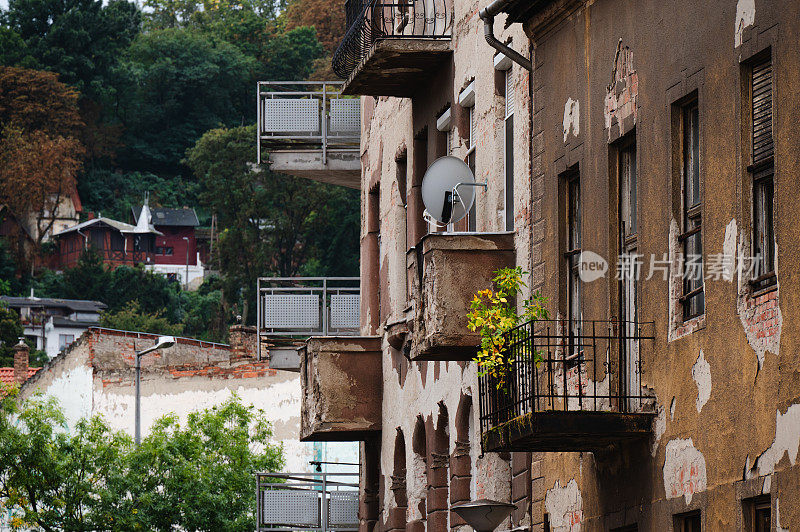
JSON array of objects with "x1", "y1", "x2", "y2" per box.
[{"x1": 526, "y1": 0, "x2": 800, "y2": 529}]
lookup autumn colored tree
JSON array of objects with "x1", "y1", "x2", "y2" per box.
[
  {"x1": 0, "y1": 67, "x2": 85, "y2": 248},
  {"x1": 0, "y1": 66, "x2": 83, "y2": 136},
  {"x1": 0, "y1": 126, "x2": 84, "y2": 246},
  {"x1": 284, "y1": 0, "x2": 346, "y2": 55}
]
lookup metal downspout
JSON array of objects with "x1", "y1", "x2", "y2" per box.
[{"x1": 478, "y1": 0, "x2": 532, "y2": 71}]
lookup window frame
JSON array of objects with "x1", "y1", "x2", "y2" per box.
[
  {"x1": 746, "y1": 52, "x2": 776, "y2": 291},
  {"x1": 563, "y1": 168, "x2": 582, "y2": 358},
  {"x1": 674, "y1": 510, "x2": 702, "y2": 532},
  {"x1": 504, "y1": 68, "x2": 515, "y2": 231},
  {"x1": 466, "y1": 105, "x2": 477, "y2": 232},
  {"x1": 677, "y1": 97, "x2": 704, "y2": 321}
]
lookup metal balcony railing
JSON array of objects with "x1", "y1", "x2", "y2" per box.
[
  {"x1": 478, "y1": 319, "x2": 656, "y2": 437},
  {"x1": 257, "y1": 277, "x2": 360, "y2": 339},
  {"x1": 257, "y1": 82, "x2": 360, "y2": 165},
  {"x1": 332, "y1": 0, "x2": 452, "y2": 79},
  {"x1": 256, "y1": 472, "x2": 360, "y2": 532}
]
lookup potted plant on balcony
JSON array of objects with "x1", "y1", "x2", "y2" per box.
[{"x1": 467, "y1": 267, "x2": 548, "y2": 423}]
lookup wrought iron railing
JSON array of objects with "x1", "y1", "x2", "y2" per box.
[
  {"x1": 256, "y1": 472, "x2": 360, "y2": 532},
  {"x1": 332, "y1": 0, "x2": 452, "y2": 79},
  {"x1": 257, "y1": 81, "x2": 360, "y2": 165},
  {"x1": 478, "y1": 319, "x2": 655, "y2": 437}
]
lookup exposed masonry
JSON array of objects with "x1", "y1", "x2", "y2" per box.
[
  {"x1": 691, "y1": 350, "x2": 711, "y2": 413},
  {"x1": 604, "y1": 40, "x2": 638, "y2": 140},
  {"x1": 668, "y1": 219, "x2": 706, "y2": 341},
  {"x1": 732, "y1": 219, "x2": 782, "y2": 369},
  {"x1": 663, "y1": 438, "x2": 707, "y2": 504},
  {"x1": 735, "y1": 0, "x2": 756, "y2": 48},
  {"x1": 745, "y1": 403, "x2": 800, "y2": 479},
  {"x1": 18, "y1": 327, "x2": 334, "y2": 473},
  {"x1": 562, "y1": 98, "x2": 580, "y2": 142},
  {"x1": 670, "y1": 396, "x2": 676, "y2": 420},
  {"x1": 544, "y1": 479, "x2": 583, "y2": 532}
]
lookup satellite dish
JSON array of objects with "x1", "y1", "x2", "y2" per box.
[{"x1": 421, "y1": 156, "x2": 481, "y2": 225}]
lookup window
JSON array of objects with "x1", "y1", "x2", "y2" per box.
[
  {"x1": 743, "y1": 497, "x2": 771, "y2": 532},
  {"x1": 675, "y1": 511, "x2": 701, "y2": 532},
  {"x1": 467, "y1": 104, "x2": 477, "y2": 231},
  {"x1": 564, "y1": 169, "x2": 581, "y2": 345},
  {"x1": 504, "y1": 69, "x2": 514, "y2": 231},
  {"x1": 675, "y1": 511, "x2": 702, "y2": 532},
  {"x1": 618, "y1": 139, "x2": 638, "y2": 408},
  {"x1": 749, "y1": 55, "x2": 775, "y2": 290},
  {"x1": 678, "y1": 99, "x2": 704, "y2": 320},
  {"x1": 58, "y1": 334, "x2": 75, "y2": 350}
]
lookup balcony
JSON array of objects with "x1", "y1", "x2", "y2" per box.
[
  {"x1": 478, "y1": 319, "x2": 656, "y2": 453},
  {"x1": 257, "y1": 82, "x2": 360, "y2": 188},
  {"x1": 256, "y1": 471, "x2": 359, "y2": 531},
  {"x1": 406, "y1": 232, "x2": 515, "y2": 360},
  {"x1": 333, "y1": 0, "x2": 452, "y2": 96},
  {"x1": 300, "y1": 336, "x2": 382, "y2": 441},
  {"x1": 257, "y1": 277, "x2": 360, "y2": 369}
]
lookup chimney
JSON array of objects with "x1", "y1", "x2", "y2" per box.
[
  {"x1": 13, "y1": 339, "x2": 29, "y2": 385},
  {"x1": 87, "y1": 211, "x2": 95, "y2": 220},
  {"x1": 228, "y1": 325, "x2": 257, "y2": 359}
]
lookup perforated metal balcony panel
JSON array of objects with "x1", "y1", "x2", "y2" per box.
[{"x1": 262, "y1": 98, "x2": 320, "y2": 133}]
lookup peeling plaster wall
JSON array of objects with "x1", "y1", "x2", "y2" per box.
[
  {"x1": 360, "y1": 0, "x2": 531, "y2": 525},
  {"x1": 523, "y1": 0, "x2": 800, "y2": 530},
  {"x1": 691, "y1": 351, "x2": 711, "y2": 413},
  {"x1": 19, "y1": 329, "x2": 356, "y2": 474},
  {"x1": 545, "y1": 479, "x2": 583, "y2": 532}
]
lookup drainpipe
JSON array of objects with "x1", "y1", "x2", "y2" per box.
[{"x1": 479, "y1": 0, "x2": 532, "y2": 71}]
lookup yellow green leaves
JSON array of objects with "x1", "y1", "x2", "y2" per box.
[{"x1": 466, "y1": 267, "x2": 549, "y2": 390}]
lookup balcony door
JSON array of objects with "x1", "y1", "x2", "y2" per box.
[{"x1": 618, "y1": 141, "x2": 639, "y2": 411}]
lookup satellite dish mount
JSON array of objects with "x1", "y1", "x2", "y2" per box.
[{"x1": 421, "y1": 156, "x2": 486, "y2": 228}]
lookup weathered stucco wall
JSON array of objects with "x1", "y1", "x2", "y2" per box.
[
  {"x1": 524, "y1": 0, "x2": 800, "y2": 529},
  {"x1": 20, "y1": 328, "x2": 357, "y2": 474},
  {"x1": 357, "y1": 0, "x2": 534, "y2": 525}
]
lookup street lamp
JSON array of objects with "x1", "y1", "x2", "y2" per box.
[
  {"x1": 135, "y1": 336, "x2": 175, "y2": 445},
  {"x1": 182, "y1": 236, "x2": 190, "y2": 290}
]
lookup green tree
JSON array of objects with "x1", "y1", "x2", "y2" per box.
[
  {"x1": 77, "y1": 168, "x2": 199, "y2": 222},
  {"x1": 3, "y1": 0, "x2": 141, "y2": 101},
  {"x1": 99, "y1": 397, "x2": 284, "y2": 531},
  {"x1": 0, "y1": 391, "x2": 283, "y2": 531},
  {"x1": 0, "y1": 306, "x2": 23, "y2": 367},
  {"x1": 185, "y1": 125, "x2": 359, "y2": 323},
  {"x1": 0, "y1": 390, "x2": 131, "y2": 531},
  {"x1": 114, "y1": 28, "x2": 257, "y2": 176},
  {"x1": 100, "y1": 301, "x2": 184, "y2": 336}
]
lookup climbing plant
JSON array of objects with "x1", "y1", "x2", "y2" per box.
[{"x1": 467, "y1": 267, "x2": 548, "y2": 389}]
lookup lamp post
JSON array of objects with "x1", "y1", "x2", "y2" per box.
[
  {"x1": 451, "y1": 499, "x2": 516, "y2": 532},
  {"x1": 135, "y1": 336, "x2": 176, "y2": 445},
  {"x1": 182, "y1": 236, "x2": 190, "y2": 290}
]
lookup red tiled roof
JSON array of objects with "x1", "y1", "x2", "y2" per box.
[{"x1": 0, "y1": 367, "x2": 41, "y2": 385}]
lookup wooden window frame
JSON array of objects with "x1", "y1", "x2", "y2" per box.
[
  {"x1": 746, "y1": 52, "x2": 776, "y2": 291},
  {"x1": 677, "y1": 97, "x2": 704, "y2": 321}
]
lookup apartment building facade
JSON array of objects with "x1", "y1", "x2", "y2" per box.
[{"x1": 261, "y1": 0, "x2": 800, "y2": 530}]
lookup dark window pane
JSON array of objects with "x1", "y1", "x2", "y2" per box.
[
  {"x1": 505, "y1": 116, "x2": 514, "y2": 231},
  {"x1": 754, "y1": 505, "x2": 770, "y2": 532}
]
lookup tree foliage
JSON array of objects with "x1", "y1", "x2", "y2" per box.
[
  {"x1": 3, "y1": 0, "x2": 141, "y2": 101},
  {"x1": 114, "y1": 28, "x2": 257, "y2": 176},
  {"x1": 0, "y1": 391, "x2": 283, "y2": 531},
  {"x1": 100, "y1": 301, "x2": 185, "y2": 336},
  {"x1": 0, "y1": 67, "x2": 85, "y2": 246},
  {"x1": 0, "y1": 306, "x2": 23, "y2": 367},
  {"x1": 185, "y1": 125, "x2": 359, "y2": 322}
]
